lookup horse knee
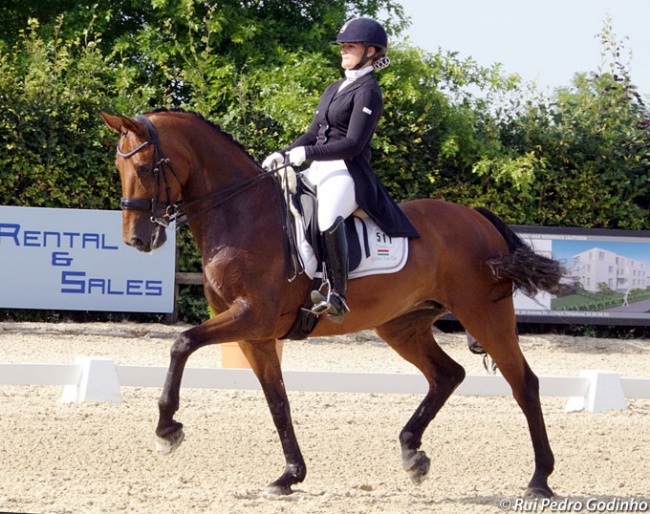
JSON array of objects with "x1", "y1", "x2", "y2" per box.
[
  {"x1": 169, "y1": 333, "x2": 193, "y2": 360},
  {"x1": 432, "y1": 360, "x2": 465, "y2": 392}
]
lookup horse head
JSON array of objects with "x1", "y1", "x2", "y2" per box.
[{"x1": 100, "y1": 112, "x2": 186, "y2": 252}]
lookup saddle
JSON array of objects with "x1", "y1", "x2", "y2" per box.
[
  {"x1": 288, "y1": 174, "x2": 366, "y2": 274},
  {"x1": 276, "y1": 167, "x2": 407, "y2": 340}
]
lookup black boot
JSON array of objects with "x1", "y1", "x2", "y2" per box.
[{"x1": 310, "y1": 216, "x2": 349, "y2": 323}]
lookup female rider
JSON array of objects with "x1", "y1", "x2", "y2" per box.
[{"x1": 263, "y1": 18, "x2": 419, "y2": 322}]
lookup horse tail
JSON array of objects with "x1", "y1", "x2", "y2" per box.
[{"x1": 474, "y1": 207, "x2": 566, "y2": 297}]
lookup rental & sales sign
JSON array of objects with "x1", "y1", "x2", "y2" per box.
[{"x1": 0, "y1": 206, "x2": 175, "y2": 312}]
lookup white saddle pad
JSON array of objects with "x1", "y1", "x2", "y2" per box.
[{"x1": 296, "y1": 216, "x2": 409, "y2": 280}]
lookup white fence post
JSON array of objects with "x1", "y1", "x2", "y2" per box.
[
  {"x1": 565, "y1": 370, "x2": 628, "y2": 413},
  {"x1": 60, "y1": 357, "x2": 123, "y2": 404}
]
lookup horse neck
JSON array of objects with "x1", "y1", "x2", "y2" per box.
[
  {"x1": 175, "y1": 128, "x2": 280, "y2": 249},
  {"x1": 181, "y1": 132, "x2": 261, "y2": 205}
]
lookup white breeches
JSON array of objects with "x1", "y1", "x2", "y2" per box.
[{"x1": 302, "y1": 160, "x2": 358, "y2": 231}]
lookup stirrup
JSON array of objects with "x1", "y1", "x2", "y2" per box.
[
  {"x1": 325, "y1": 293, "x2": 349, "y2": 324},
  {"x1": 309, "y1": 289, "x2": 330, "y2": 315},
  {"x1": 308, "y1": 275, "x2": 333, "y2": 316},
  {"x1": 309, "y1": 287, "x2": 349, "y2": 323}
]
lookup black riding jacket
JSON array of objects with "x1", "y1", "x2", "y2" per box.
[{"x1": 286, "y1": 72, "x2": 420, "y2": 238}]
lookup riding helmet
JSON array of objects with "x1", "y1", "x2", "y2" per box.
[{"x1": 330, "y1": 18, "x2": 388, "y2": 49}]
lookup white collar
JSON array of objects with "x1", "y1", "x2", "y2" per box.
[{"x1": 344, "y1": 66, "x2": 374, "y2": 81}]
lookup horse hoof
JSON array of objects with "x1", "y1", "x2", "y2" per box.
[
  {"x1": 264, "y1": 484, "x2": 293, "y2": 496},
  {"x1": 155, "y1": 428, "x2": 185, "y2": 455},
  {"x1": 403, "y1": 450, "x2": 431, "y2": 486},
  {"x1": 525, "y1": 486, "x2": 554, "y2": 499}
]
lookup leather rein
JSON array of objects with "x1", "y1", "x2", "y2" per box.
[{"x1": 116, "y1": 115, "x2": 303, "y2": 280}]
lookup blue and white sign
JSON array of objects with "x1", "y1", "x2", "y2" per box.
[{"x1": 0, "y1": 206, "x2": 176, "y2": 313}]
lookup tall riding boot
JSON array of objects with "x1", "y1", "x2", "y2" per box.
[{"x1": 310, "y1": 216, "x2": 349, "y2": 323}]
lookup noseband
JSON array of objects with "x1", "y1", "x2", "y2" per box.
[{"x1": 117, "y1": 115, "x2": 181, "y2": 228}]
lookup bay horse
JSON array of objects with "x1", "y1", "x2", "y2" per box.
[{"x1": 100, "y1": 108, "x2": 564, "y2": 498}]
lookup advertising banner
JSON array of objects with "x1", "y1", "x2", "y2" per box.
[
  {"x1": 514, "y1": 226, "x2": 650, "y2": 325},
  {"x1": 0, "y1": 206, "x2": 176, "y2": 313}
]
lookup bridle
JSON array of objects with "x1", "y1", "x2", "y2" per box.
[
  {"x1": 117, "y1": 115, "x2": 183, "y2": 228},
  {"x1": 116, "y1": 114, "x2": 302, "y2": 279},
  {"x1": 117, "y1": 114, "x2": 273, "y2": 228}
]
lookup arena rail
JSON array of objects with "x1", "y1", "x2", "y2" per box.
[{"x1": 1, "y1": 357, "x2": 648, "y2": 412}]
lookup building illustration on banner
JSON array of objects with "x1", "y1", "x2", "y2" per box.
[
  {"x1": 513, "y1": 230, "x2": 650, "y2": 324},
  {"x1": 570, "y1": 247, "x2": 648, "y2": 293}
]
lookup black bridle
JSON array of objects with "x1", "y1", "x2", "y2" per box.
[
  {"x1": 118, "y1": 114, "x2": 272, "y2": 228},
  {"x1": 117, "y1": 115, "x2": 183, "y2": 228},
  {"x1": 116, "y1": 114, "x2": 303, "y2": 280}
]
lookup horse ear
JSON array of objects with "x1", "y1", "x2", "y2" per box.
[
  {"x1": 99, "y1": 111, "x2": 145, "y2": 137},
  {"x1": 100, "y1": 111, "x2": 125, "y2": 133}
]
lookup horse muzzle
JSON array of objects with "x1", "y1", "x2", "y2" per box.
[
  {"x1": 121, "y1": 197, "x2": 168, "y2": 252},
  {"x1": 124, "y1": 218, "x2": 167, "y2": 253}
]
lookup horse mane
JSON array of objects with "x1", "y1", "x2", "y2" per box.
[{"x1": 148, "y1": 107, "x2": 260, "y2": 166}]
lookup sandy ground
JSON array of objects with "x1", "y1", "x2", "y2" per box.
[{"x1": 0, "y1": 321, "x2": 648, "y2": 514}]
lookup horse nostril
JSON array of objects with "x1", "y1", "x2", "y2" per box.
[{"x1": 128, "y1": 237, "x2": 150, "y2": 252}]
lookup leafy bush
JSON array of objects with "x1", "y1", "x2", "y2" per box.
[{"x1": 0, "y1": 6, "x2": 648, "y2": 325}]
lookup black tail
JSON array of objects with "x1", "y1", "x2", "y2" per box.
[{"x1": 474, "y1": 207, "x2": 566, "y2": 297}]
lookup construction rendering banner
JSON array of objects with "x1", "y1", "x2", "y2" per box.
[{"x1": 514, "y1": 226, "x2": 650, "y2": 325}]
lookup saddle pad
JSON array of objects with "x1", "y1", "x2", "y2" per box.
[{"x1": 297, "y1": 217, "x2": 409, "y2": 280}]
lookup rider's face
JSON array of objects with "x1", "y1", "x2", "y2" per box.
[{"x1": 340, "y1": 42, "x2": 375, "y2": 70}]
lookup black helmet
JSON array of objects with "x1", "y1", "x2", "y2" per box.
[{"x1": 330, "y1": 18, "x2": 388, "y2": 49}]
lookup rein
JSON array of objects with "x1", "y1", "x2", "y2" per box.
[
  {"x1": 117, "y1": 114, "x2": 303, "y2": 280},
  {"x1": 176, "y1": 170, "x2": 274, "y2": 228}
]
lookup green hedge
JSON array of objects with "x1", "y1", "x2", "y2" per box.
[{"x1": 1, "y1": 11, "x2": 648, "y2": 325}]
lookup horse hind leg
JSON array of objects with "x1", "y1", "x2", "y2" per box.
[
  {"x1": 375, "y1": 311, "x2": 466, "y2": 486},
  {"x1": 462, "y1": 313, "x2": 555, "y2": 498}
]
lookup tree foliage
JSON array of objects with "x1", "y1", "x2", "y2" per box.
[
  {"x1": 462, "y1": 18, "x2": 650, "y2": 228},
  {"x1": 0, "y1": 4, "x2": 648, "y2": 323}
]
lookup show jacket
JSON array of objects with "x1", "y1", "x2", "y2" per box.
[{"x1": 286, "y1": 72, "x2": 420, "y2": 238}]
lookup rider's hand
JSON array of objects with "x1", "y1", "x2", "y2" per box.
[
  {"x1": 287, "y1": 146, "x2": 306, "y2": 167},
  {"x1": 262, "y1": 152, "x2": 284, "y2": 171}
]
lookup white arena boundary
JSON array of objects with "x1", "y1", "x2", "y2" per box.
[{"x1": 1, "y1": 356, "x2": 648, "y2": 412}]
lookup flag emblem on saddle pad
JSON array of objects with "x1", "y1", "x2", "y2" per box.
[{"x1": 377, "y1": 248, "x2": 390, "y2": 257}]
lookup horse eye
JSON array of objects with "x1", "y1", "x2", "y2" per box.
[{"x1": 136, "y1": 165, "x2": 150, "y2": 175}]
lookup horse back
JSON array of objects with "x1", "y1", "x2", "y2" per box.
[{"x1": 399, "y1": 199, "x2": 510, "y2": 258}]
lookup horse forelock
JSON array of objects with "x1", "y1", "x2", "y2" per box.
[{"x1": 147, "y1": 107, "x2": 259, "y2": 166}]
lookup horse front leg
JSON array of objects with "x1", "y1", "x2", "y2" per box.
[
  {"x1": 155, "y1": 329, "x2": 201, "y2": 454},
  {"x1": 375, "y1": 313, "x2": 466, "y2": 486},
  {"x1": 155, "y1": 304, "x2": 252, "y2": 454},
  {"x1": 238, "y1": 339, "x2": 306, "y2": 495}
]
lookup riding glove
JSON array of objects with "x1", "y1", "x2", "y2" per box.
[
  {"x1": 287, "y1": 146, "x2": 306, "y2": 166},
  {"x1": 262, "y1": 152, "x2": 284, "y2": 171}
]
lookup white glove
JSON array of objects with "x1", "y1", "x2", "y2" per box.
[
  {"x1": 262, "y1": 152, "x2": 284, "y2": 171},
  {"x1": 287, "y1": 146, "x2": 307, "y2": 167}
]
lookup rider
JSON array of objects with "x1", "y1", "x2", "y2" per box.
[{"x1": 263, "y1": 17, "x2": 419, "y2": 322}]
